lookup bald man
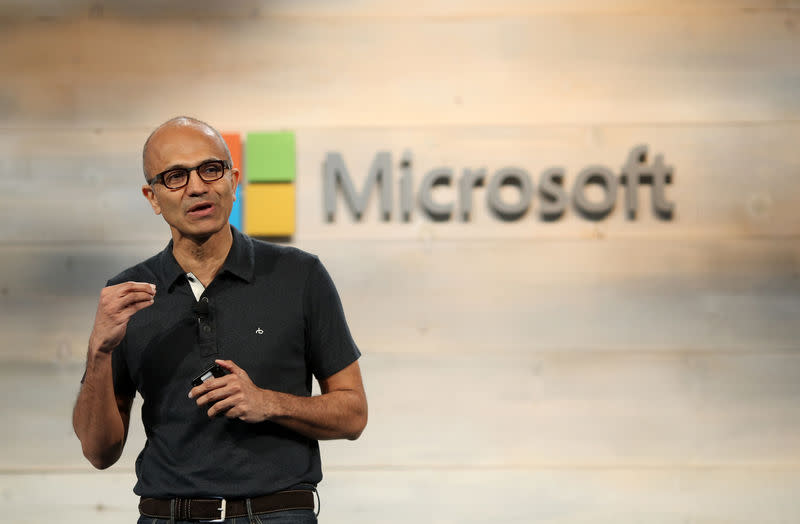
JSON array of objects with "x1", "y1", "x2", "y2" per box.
[{"x1": 73, "y1": 117, "x2": 366, "y2": 524}]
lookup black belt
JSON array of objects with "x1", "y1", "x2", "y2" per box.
[{"x1": 139, "y1": 490, "x2": 315, "y2": 521}]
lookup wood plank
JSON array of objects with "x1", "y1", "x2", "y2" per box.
[
  {"x1": 321, "y1": 469, "x2": 800, "y2": 524},
  {"x1": 315, "y1": 238, "x2": 800, "y2": 354},
  {"x1": 2, "y1": 468, "x2": 800, "y2": 523},
  {"x1": 1, "y1": 124, "x2": 799, "y2": 245},
  {"x1": 4, "y1": 351, "x2": 799, "y2": 470},
  {"x1": 269, "y1": 0, "x2": 800, "y2": 17},
  {"x1": 3, "y1": 0, "x2": 800, "y2": 18},
  {"x1": 4, "y1": 237, "x2": 796, "y2": 298},
  {"x1": 1, "y1": 237, "x2": 799, "y2": 361},
  {"x1": 0, "y1": 13, "x2": 798, "y2": 127}
]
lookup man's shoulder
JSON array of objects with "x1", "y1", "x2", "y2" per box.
[
  {"x1": 251, "y1": 237, "x2": 322, "y2": 280},
  {"x1": 249, "y1": 237, "x2": 320, "y2": 269},
  {"x1": 106, "y1": 251, "x2": 163, "y2": 286}
]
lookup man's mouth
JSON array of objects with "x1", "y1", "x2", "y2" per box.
[{"x1": 187, "y1": 202, "x2": 215, "y2": 216}]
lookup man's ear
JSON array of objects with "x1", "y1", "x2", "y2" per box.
[
  {"x1": 142, "y1": 184, "x2": 162, "y2": 215},
  {"x1": 230, "y1": 168, "x2": 241, "y2": 201}
]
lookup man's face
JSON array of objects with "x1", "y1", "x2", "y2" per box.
[{"x1": 141, "y1": 124, "x2": 240, "y2": 240}]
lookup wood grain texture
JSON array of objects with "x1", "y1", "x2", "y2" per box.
[
  {"x1": 2, "y1": 468, "x2": 800, "y2": 523},
  {"x1": 0, "y1": 12, "x2": 798, "y2": 127},
  {"x1": 2, "y1": 3, "x2": 799, "y2": 522},
  {"x1": 3, "y1": 0, "x2": 800, "y2": 18},
  {"x1": 1, "y1": 123, "x2": 798, "y2": 245},
  {"x1": 2, "y1": 237, "x2": 799, "y2": 362},
  {"x1": 3, "y1": 351, "x2": 799, "y2": 470}
]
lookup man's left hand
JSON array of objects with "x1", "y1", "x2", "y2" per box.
[{"x1": 189, "y1": 359, "x2": 276, "y2": 422}]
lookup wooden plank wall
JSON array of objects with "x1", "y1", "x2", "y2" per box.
[{"x1": 1, "y1": 1, "x2": 799, "y2": 522}]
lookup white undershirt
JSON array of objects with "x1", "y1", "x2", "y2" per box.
[{"x1": 185, "y1": 272, "x2": 205, "y2": 301}]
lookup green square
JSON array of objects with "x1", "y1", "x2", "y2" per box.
[{"x1": 245, "y1": 131, "x2": 296, "y2": 182}]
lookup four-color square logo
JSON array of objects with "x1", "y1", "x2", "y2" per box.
[{"x1": 222, "y1": 132, "x2": 296, "y2": 237}]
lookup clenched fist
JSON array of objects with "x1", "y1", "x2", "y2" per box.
[{"x1": 89, "y1": 281, "x2": 156, "y2": 354}]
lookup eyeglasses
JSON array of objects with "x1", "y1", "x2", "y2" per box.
[{"x1": 148, "y1": 160, "x2": 231, "y2": 189}]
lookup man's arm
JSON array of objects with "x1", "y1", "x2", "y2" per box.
[
  {"x1": 73, "y1": 358, "x2": 133, "y2": 469},
  {"x1": 190, "y1": 359, "x2": 368, "y2": 441},
  {"x1": 72, "y1": 281, "x2": 155, "y2": 469}
]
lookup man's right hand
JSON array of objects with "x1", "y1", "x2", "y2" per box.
[{"x1": 89, "y1": 281, "x2": 156, "y2": 354}]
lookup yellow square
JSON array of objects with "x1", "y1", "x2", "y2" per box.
[{"x1": 244, "y1": 183, "x2": 295, "y2": 237}]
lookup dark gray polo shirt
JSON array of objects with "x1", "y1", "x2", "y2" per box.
[{"x1": 107, "y1": 226, "x2": 361, "y2": 498}]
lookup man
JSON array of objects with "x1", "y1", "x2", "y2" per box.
[{"x1": 73, "y1": 116, "x2": 367, "y2": 524}]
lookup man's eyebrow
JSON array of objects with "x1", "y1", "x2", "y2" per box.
[{"x1": 159, "y1": 158, "x2": 223, "y2": 172}]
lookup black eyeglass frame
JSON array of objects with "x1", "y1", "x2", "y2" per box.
[{"x1": 148, "y1": 160, "x2": 232, "y2": 189}]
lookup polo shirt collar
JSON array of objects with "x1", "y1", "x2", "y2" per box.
[
  {"x1": 220, "y1": 226, "x2": 255, "y2": 283},
  {"x1": 158, "y1": 225, "x2": 255, "y2": 290},
  {"x1": 159, "y1": 243, "x2": 186, "y2": 291}
]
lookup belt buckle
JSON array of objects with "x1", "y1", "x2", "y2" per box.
[{"x1": 201, "y1": 497, "x2": 226, "y2": 523}]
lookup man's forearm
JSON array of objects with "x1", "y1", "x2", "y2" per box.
[
  {"x1": 72, "y1": 350, "x2": 128, "y2": 469},
  {"x1": 192, "y1": 359, "x2": 368, "y2": 439},
  {"x1": 266, "y1": 388, "x2": 367, "y2": 441}
]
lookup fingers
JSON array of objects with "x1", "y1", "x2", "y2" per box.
[
  {"x1": 223, "y1": 406, "x2": 244, "y2": 420},
  {"x1": 101, "y1": 282, "x2": 157, "y2": 317},
  {"x1": 189, "y1": 374, "x2": 262, "y2": 421},
  {"x1": 102, "y1": 282, "x2": 156, "y2": 303},
  {"x1": 118, "y1": 291, "x2": 156, "y2": 309},
  {"x1": 206, "y1": 394, "x2": 240, "y2": 418},
  {"x1": 188, "y1": 375, "x2": 230, "y2": 403},
  {"x1": 127, "y1": 297, "x2": 156, "y2": 315},
  {"x1": 113, "y1": 283, "x2": 155, "y2": 305},
  {"x1": 100, "y1": 282, "x2": 156, "y2": 311},
  {"x1": 104, "y1": 292, "x2": 154, "y2": 325},
  {"x1": 206, "y1": 392, "x2": 255, "y2": 421},
  {"x1": 214, "y1": 359, "x2": 242, "y2": 375},
  {"x1": 114, "y1": 281, "x2": 157, "y2": 297}
]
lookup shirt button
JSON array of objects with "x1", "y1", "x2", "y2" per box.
[
  {"x1": 203, "y1": 325, "x2": 211, "y2": 334},
  {"x1": 201, "y1": 297, "x2": 209, "y2": 304}
]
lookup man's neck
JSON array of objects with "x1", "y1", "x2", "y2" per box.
[{"x1": 171, "y1": 226, "x2": 233, "y2": 288}]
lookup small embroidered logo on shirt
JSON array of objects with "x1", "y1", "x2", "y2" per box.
[{"x1": 256, "y1": 327, "x2": 264, "y2": 335}]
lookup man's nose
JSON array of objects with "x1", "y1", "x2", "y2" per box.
[{"x1": 185, "y1": 169, "x2": 209, "y2": 195}]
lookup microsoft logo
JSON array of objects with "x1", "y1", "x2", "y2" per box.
[{"x1": 222, "y1": 131, "x2": 296, "y2": 238}]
